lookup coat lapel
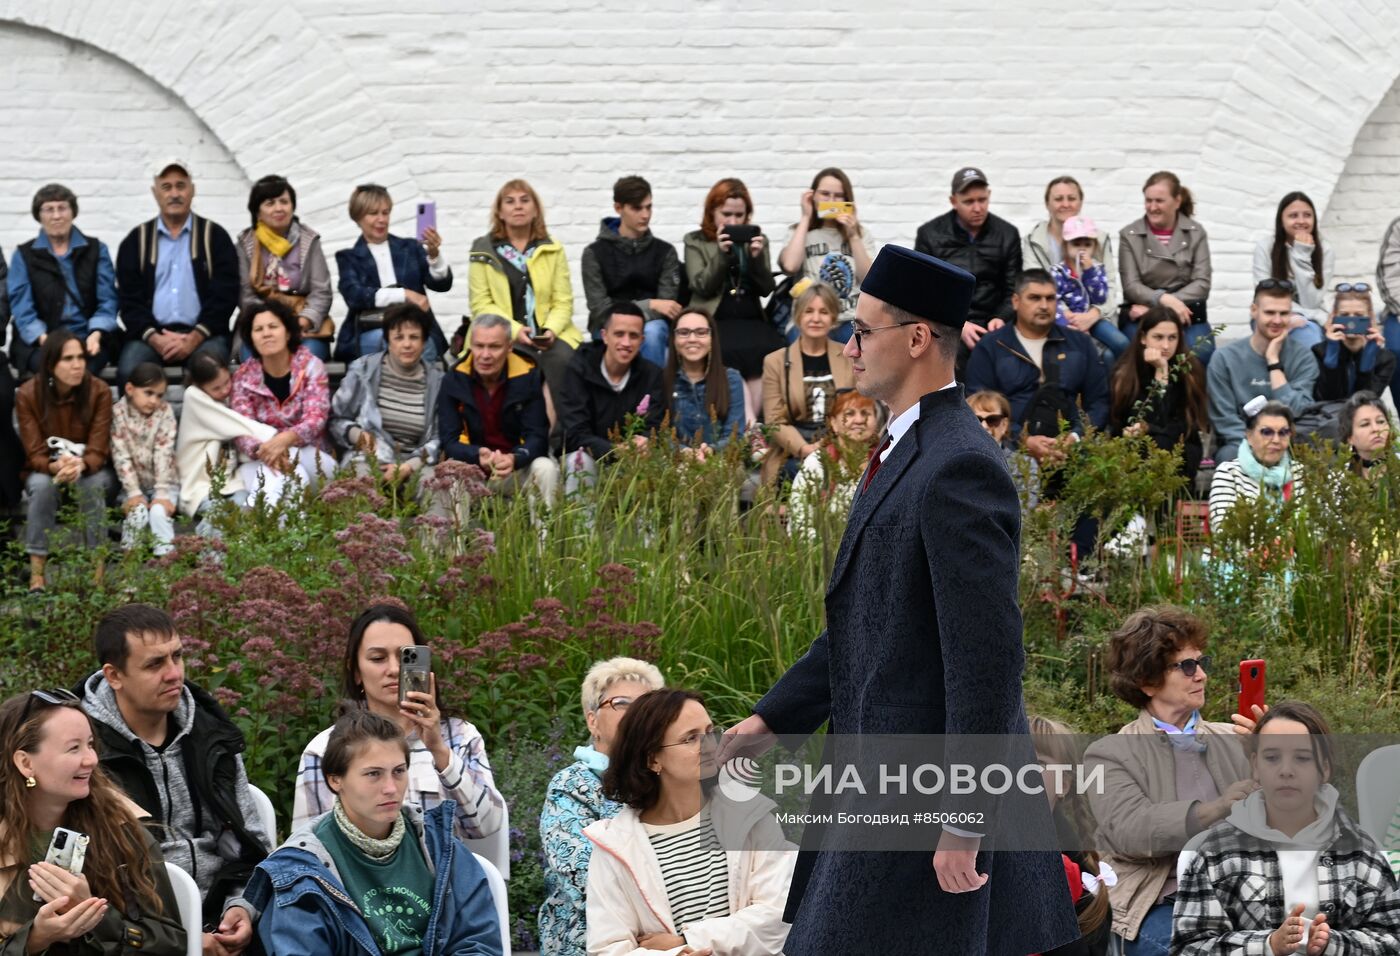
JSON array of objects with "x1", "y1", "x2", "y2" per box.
[{"x1": 826, "y1": 423, "x2": 920, "y2": 595}]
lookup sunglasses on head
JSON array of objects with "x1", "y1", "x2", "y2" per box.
[
  {"x1": 1168, "y1": 656, "x2": 1211, "y2": 678},
  {"x1": 19, "y1": 688, "x2": 81, "y2": 723},
  {"x1": 1255, "y1": 278, "x2": 1296, "y2": 294},
  {"x1": 1335, "y1": 282, "x2": 1371, "y2": 294}
]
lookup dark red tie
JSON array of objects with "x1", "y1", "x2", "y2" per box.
[{"x1": 861, "y1": 436, "x2": 892, "y2": 494}]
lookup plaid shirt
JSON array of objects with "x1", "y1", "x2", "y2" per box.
[
  {"x1": 1173, "y1": 808, "x2": 1400, "y2": 955},
  {"x1": 292, "y1": 716, "x2": 505, "y2": 841}
]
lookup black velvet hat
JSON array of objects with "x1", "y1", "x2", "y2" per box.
[{"x1": 859, "y1": 244, "x2": 975, "y2": 329}]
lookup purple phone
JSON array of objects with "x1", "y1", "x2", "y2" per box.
[{"x1": 416, "y1": 201, "x2": 437, "y2": 241}]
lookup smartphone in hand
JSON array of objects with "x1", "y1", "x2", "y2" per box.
[
  {"x1": 416, "y1": 202, "x2": 437, "y2": 241},
  {"x1": 399, "y1": 645, "x2": 432, "y2": 706},
  {"x1": 34, "y1": 828, "x2": 88, "y2": 902},
  {"x1": 1238, "y1": 659, "x2": 1266, "y2": 720}
]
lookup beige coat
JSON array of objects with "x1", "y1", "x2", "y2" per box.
[
  {"x1": 1083, "y1": 709, "x2": 1250, "y2": 941},
  {"x1": 1118, "y1": 214, "x2": 1212, "y2": 309},
  {"x1": 759, "y1": 340, "x2": 854, "y2": 483}
]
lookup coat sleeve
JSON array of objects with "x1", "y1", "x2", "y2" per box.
[
  {"x1": 557, "y1": 360, "x2": 612, "y2": 459},
  {"x1": 518, "y1": 382, "x2": 550, "y2": 465},
  {"x1": 438, "y1": 719, "x2": 507, "y2": 841},
  {"x1": 585, "y1": 847, "x2": 682, "y2": 956},
  {"x1": 657, "y1": 243, "x2": 681, "y2": 302},
  {"x1": 581, "y1": 243, "x2": 614, "y2": 332},
  {"x1": 235, "y1": 236, "x2": 259, "y2": 317},
  {"x1": 468, "y1": 259, "x2": 510, "y2": 326},
  {"x1": 299, "y1": 238, "x2": 333, "y2": 325},
  {"x1": 89, "y1": 242, "x2": 120, "y2": 333},
  {"x1": 230, "y1": 370, "x2": 262, "y2": 458},
  {"x1": 17, "y1": 384, "x2": 49, "y2": 472},
  {"x1": 539, "y1": 775, "x2": 596, "y2": 907},
  {"x1": 542, "y1": 249, "x2": 575, "y2": 337},
  {"x1": 1083, "y1": 736, "x2": 1200, "y2": 859},
  {"x1": 681, "y1": 820, "x2": 796, "y2": 956},
  {"x1": 714, "y1": 369, "x2": 745, "y2": 449},
  {"x1": 751, "y1": 242, "x2": 776, "y2": 296},
  {"x1": 327, "y1": 357, "x2": 370, "y2": 451},
  {"x1": 1205, "y1": 354, "x2": 1245, "y2": 459},
  {"x1": 1080, "y1": 346, "x2": 1111, "y2": 431},
  {"x1": 1118, "y1": 232, "x2": 1157, "y2": 307},
  {"x1": 439, "y1": 380, "x2": 481, "y2": 466},
  {"x1": 1379, "y1": 218, "x2": 1400, "y2": 317},
  {"x1": 84, "y1": 384, "x2": 113, "y2": 474},
  {"x1": 994, "y1": 226, "x2": 1023, "y2": 321},
  {"x1": 753, "y1": 629, "x2": 831, "y2": 737},
  {"x1": 290, "y1": 358, "x2": 331, "y2": 448},
  {"x1": 198, "y1": 223, "x2": 240, "y2": 340},
  {"x1": 153, "y1": 405, "x2": 179, "y2": 500},
  {"x1": 1169, "y1": 847, "x2": 1273, "y2": 956},
  {"x1": 421, "y1": 242, "x2": 453, "y2": 294},
  {"x1": 1322, "y1": 850, "x2": 1400, "y2": 955},
  {"x1": 685, "y1": 240, "x2": 729, "y2": 299},
  {"x1": 254, "y1": 880, "x2": 344, "y2": 956},
  {"x1": 1277, "y1": 346, "x2": 1320, "y2": 414},
  {"x1": 116, "y1": 228, "x2": 158, "y2": 341},
  {"x1": 110, "y1": 404, "x2": 142, "y2": 499},
  {"x1": 1098, "y1": 235, "x2": 1120, "y2": 320},
  {"x1": 762, "y1": 350, "x2": 804, "y2": 456},
  {"x1": 963, "y1": 336, "x2": 996, "y2": 398},
  {"x1": 442, "y1": 848, "x2": 505, "y2": 956},
  {"x1": 335, "y1": 247, "x2": 379, "y2": 313},
  {"x1": 1175, "y1": 231, "x2": 1212, "y2": 304}
]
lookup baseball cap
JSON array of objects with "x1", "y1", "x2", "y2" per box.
[
  {"x1": 149, "y1": 159, "x2": 193, "y2": 181},
  {"x1": 950, "y1": 166, "x2": 989, "y2": 194},
  {"x1": 1062, "y1": 216, "x2": 1099, "y2": 242}
]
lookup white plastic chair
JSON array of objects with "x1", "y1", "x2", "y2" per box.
[
  {"x1": 165, "y1": 862, "x2": 204, "y2": 956},
  {"x1": 1356, "y1": 743, "x2": 1400, "y2": 846},
  {"x1": 463, "y1": 800, "x2": 510, "y2": 880},
  {"x1": 472, "y1": 853, "x2": 512, "y2": 956},
  {"x1": 248, "y1": 784, "x2": 278, "y2": 847}
]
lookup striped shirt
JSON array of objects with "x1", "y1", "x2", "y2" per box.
[
  {"x1": 643, "y1": 807, "x2": 730, "y2": 931},
  {"x1": 378, "y1": 357, "x2": 427, "y2": 451}
]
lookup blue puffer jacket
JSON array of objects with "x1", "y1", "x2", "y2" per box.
[
  {"x1": 244, "y1": 802, "x2": 502, "y2": 956},
  {"x1": 964, "y1": 322, "x2": 1110, "y2": 438}
]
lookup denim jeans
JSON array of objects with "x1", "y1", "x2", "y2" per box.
[
  {"x1": 1122, "y1": 901, "x2": 1173, "y2": 956},
  {"x1": 25, "y1": 468, "x2": 115, "y2": 556},
  {"x1": 117, "y1": 334, "x2": 229, "y2": 386},
  {"x1": 1090, "y1": 319, "x2": 1131, "y2": 362},
  {"x1": 641, "y1": 318, "x2": 669, "y2": 368}
]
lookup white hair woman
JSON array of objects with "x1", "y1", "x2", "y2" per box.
[{"x1": 537, "y1": 657, "x2": 664, "y2": 956}]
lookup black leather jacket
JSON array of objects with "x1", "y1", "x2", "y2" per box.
[{"x1": 914, "y1": 211, "x2": 1022, "y2": 327}]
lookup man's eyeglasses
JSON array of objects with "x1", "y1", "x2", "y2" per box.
[
  {"x1": 1335, "y1": 282, "x2": 1371, "y2": 294},
  {"x1": 20, "y1": 688, "x2": 81, "y2": 723},
  {"x1": 674, "y1": 328, "x2": 711, "y2": 339},
  {"x1": 597, "y1": 696, "x2": 633, "y2": 712},
  {"x1": 1256, "y1": 427, "x2": 1292, "y2": 440},
  {"x1": 1255, "y1": 279, "x2": 1296, "y2": 294},
  {"x1": 657, "y1": 729, "x2": 722, "y2": 751},
  {"x1": 851, "y1": 321, "x2": 938, "y2": 351},
  {"x1": 1168, "y1": 656, "x2": 1211, "y2": 678},
  {"x1": 976, "y1": 414, "x2": 1007, "y2": 428}
]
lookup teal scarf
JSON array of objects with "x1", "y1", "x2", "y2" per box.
[{"x1": 1237, "y1": 439, "x2": 1291, "y2": 497}]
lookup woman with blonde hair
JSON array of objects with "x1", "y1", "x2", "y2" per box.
[
  {"x1": 469, "y1": 179, "x2": 577, "y2": 398},
  {"x1": 539, "y1": 658, "x2": 665, "y2": 956},
  {"x1": 760, "y1": 282, "x2": 854, "y2": 483},
  {"x1": 0, "y1": 689, "x2": 185, "y2": 954}
]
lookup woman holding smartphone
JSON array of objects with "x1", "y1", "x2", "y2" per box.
[
  {"x1": 685, "y1": 178, "x2": 781, "y2": 422},
  {"x1": 0, "y1": 689, "x2": 185, "y2": 956},
  {"x1": 291, "y1": 604, "x2": 505, "y2": 842}
]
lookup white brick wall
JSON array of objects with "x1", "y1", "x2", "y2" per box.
[{"x1": 4, "y1": 0, "x2": 1400, "y2": 341}]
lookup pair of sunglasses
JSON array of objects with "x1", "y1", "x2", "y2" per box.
[
  {"x1": 1168, "y1": 656, "x2": 1212, "y2": 678},
  {"x1": 19, "y1": 688, "x2": 80, "y2": 723},
  {"x1": 976, "y1": 414, "x2": 1007, "y2": 427}
]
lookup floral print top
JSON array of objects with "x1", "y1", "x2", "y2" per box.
[
  {"x1": 110, "y1": 397, "x2": 178, "y2": 500},
  {"x1": 538, "y1": 745, "x2": 621, "y2": 956},
  {"x1": 230, "y1": 345, "x2": 331, "y2": 455}
]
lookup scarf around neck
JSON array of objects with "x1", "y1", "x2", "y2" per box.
[
  {"x1": 1151, "y1": 709, "x2": 1207, "y2": 753},
  {"x1": 332, "y1": 798, "x2": 407, "y2": 861},
  {"x1": 255, "y1": 221, "x2": 294, "y2": 259},
  {"x1": 1237, "y1": 438, "x2": 1291, "y2": 494}
]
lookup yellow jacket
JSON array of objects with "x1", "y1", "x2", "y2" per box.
[{"x1": 467, "y1": 234, "x2": 580, "y2": 348}]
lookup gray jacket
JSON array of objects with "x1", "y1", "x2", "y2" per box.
[
  {"x1": 328, "y1": 350, "x2": 444, "y2": 466},
  {"x1": 235, "y1": 221, "x2": 333, "y2": 325},
  {"x1": 1119, "y1": 214, "x2": 1212, "y2": 307}
]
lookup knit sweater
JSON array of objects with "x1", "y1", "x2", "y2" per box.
[{"x1": 111, "y1": 397, "x2": 178, "y2": 500}]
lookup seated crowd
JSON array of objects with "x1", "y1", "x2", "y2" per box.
[
  {"x1": 9, "y1": 599, "x2": 1400, "y2": 956},
  {"x1": 6, "y1": 163, "x2": 1397, "y2": 591}
]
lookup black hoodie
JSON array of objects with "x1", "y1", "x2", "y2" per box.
[{"x1": 556, "y1": 341, "x2": 667, "y2": 459}]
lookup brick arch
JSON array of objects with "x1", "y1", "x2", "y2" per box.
[
  {"x1": 1191, "y1": 4, "x2": 1400, "y2": 242},
  {"x1": 0, "y1": 2, "x2": 422, "y2": 224}
]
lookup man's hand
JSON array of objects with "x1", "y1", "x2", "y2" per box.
[
  {"x1": 932, "y1": 830, "x2": 987, "y2": 894},
  {"x1": 719, "y1": 713, "x2": 777, "y2": 765},
  {"x1": 649, "y1": 299, "x2": 683, "y2": 320},
  {"x1": 960, "y1": 322, "x2": 988, "y2": 350},
  {"x1": 986, "y1": 318, "x2": 1006, "y2": 332},
  {"x1": 123, "y1": 494, "x2": 148, "y2": 514},
  {"x1": 631, "y1": 435, "x2": 649, "y2": 449},
  {"x1": 1264, "y1": 333, "x2": 1286, "y2": 366},
  {"x1": 404, "y1": 289, "x2": 431, "y2": 312},
  {"x1": 1023, "y1": 434, "x2": 1063, "y2": 464},
  {"x1": 84, "y1": 330, "x2": 102, "y2": 357}
]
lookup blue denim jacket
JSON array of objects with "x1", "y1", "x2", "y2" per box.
[
  {"x1": 244, "y1": 802, "x2": 502, "y2": 956},
  {"x1": 670, "y1": 366, "x2": 745, "y2": 449}
]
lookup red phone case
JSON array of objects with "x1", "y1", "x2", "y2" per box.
[{"x1": 1238, "y1": 659, "x2": 1266, "y2": 718}]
